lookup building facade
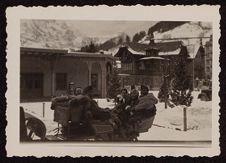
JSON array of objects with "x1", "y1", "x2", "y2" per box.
[
  {"x1": 20, "y1": 47, "x2": 114, "y2": 101},
  {"x1": 114, "y1": 41, "x2": 206, "y2": 90}
]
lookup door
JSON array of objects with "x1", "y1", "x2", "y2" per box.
[{"x1": 91, "y1": 73, "x2": 98, "y2": 91}]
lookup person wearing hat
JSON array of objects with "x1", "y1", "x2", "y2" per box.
[
  {"x1": 83, "y1": 85, "x2": 111, "y2": 121},
  {"x1": 140, "y1": 85, "x2": 149, "y2": 97}
]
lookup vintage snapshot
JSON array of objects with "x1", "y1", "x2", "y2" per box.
[{"x1": 6, "y1": 6, "x2": 220, "y2": 157}]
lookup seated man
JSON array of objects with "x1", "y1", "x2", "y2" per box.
[
  {"x1": 120, "y1": 89, "x2": 139, "y2": 121},
  {"x1": 115, "y1": 88, "x2": 131, "y2": 112},
  {"x1": 83, "y1": 85, "x2": 111, "y2": 121}
]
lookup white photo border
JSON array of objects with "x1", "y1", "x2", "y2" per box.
[{"x1": 6, "y1": 5, "x2": 220, "y2": 157}]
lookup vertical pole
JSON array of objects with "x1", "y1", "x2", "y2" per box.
[
  {"x1": 50, "y1": 59, "x2": 55, "y2": 97},
  {"x1": 42, "y1": 102, "x2": 45, "y2": 118},
  {"x1": 88, "y1": 62, "x2": 92, "y2": 86},
  {"x1": 164, "y1": 99, "x2": 167, "y2": 109},
  {"x1": 101, "y1": 62, "x2": 107, "y2": 98},
  {"x1": 164, "y1": 76, "x2": 167, "y2": 109},
  {"x1": 183, "y1": 107, "x2": 187, "y2": 131},
  {"x1": 67, "y1": 121, "x2": 71, "y2": 139},
  {"x1": 164, "y1": 61, "x2": 168, "y2": 109},
  {"x1": 193, "y1": 50, "x2": 195, "y2": 91}
]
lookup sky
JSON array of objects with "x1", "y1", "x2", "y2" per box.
[{"x1": 64, "y1": 20, "x2": 157, "y2": 38}]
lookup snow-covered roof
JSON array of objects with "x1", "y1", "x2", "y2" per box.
[
  {"x1": 20, "y1": 47, "x2": 115, "y2": 60},
  {"x1": 118, "y1": 73, "x2": 132, "y2": 76},
  {"x1": 20, "y1": 47, "x2": 68, "y2": 54},
  {"x1": 114, "y1": 41, "x2": 182, "y2": 57},
  {"x1": 139, "y1": 56, "x2": 168, "y2": 60},
  {"x1": 128, "y1": 41, "x2": 182, "y2": 53},
  {"x1": 187, "y1": 44, "x2": 202, "y2": 58},
  {"x1": 127, "y1": 47, "x2": 145, "y2": 55},
  {"x1": 159, "y1": 48, "x2": 181, "y2": 56}
]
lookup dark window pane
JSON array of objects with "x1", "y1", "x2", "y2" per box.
[
  {"x1": 34, "y1": 79, "x2": 42, "y2": 89},
  {"x1": 26, "y1": 80, "x2": 33, "y2": 89},
  {"x1": 56, "y1": 73, "x2": 67, "y2": 90}
]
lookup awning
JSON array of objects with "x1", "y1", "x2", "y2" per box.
[
  {"x1": 139, "y1": 56, "x2": 169, "y2": 60},
  {"x1": 118, "y1": 74, "x2": 131, "y2": 76}
]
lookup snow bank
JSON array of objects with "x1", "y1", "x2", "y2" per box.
[{"x1": 154, "y1": 91, "x2": 212, "y2": 131}]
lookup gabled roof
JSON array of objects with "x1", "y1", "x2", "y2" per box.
[
  {"x1": 114, "y1": 45, "x2": 145, "y2": 57},
  {"x1": 127, "y1": 47, "x2": 145, "y2": 55},
  {"x1": 129, "y1": 41, "x2": 182, "y2": 53},
  {"x1": 114, "y1": 41, "x2": 183, "y2": 57}
]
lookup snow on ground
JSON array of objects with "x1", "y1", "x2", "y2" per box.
[
  {"x1": 139, "y1": 126, "x2": 211, "y2": 141},
  {"x1": 20, "y1": 91, "x2": 211, "y2": 141},
  {"x1": 154, "y1": 99, "x2": 211, "y2": 131}
]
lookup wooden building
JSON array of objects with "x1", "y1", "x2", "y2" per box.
[{"x1": 114, "y1": 41, "x2": 206, "y2": 90}]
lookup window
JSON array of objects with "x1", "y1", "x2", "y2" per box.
[
  {"x1": 122, "y1": 63, "x2": 132, "y2": 71},
  {"x1": 34, "y1": 79, "x2": 42, "y2": 89},
  {"x1": 55, "y1": 73, "x2": 67, "y2": 90},
  {"x1": 20, "y1": 73, "x2": 43, "y2": 99}
]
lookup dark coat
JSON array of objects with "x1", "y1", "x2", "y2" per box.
[{"x1": 130, "y1": 93, "x2": 158, "y2": 121}]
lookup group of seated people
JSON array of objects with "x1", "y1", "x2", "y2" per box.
[
  {"x1": 114, "y1": 85, "x2": 158, "y2": 126},
  {"x1": 51, "y1": 84, "x2": 158, "y2": 137}
]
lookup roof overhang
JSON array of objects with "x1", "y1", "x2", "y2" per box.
[
  {"x1": 20, "y1": 47, "x2": 115, "y2": 60},
  {"x1": 139, "y1": 56, "x2": 169, "y2": 61}
]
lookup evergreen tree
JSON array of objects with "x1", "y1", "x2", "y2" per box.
[
  {"x1": 126, "y1": 35, "x2": 131, "y2": 43},
  {"x1": 80, "y1": 41, "x2": 99, "y2": 53},
  {"x1": 132, "y1": 31, "x2": 146, "y2": 43},
  {"x1": 169, "y1": 46, "x2": 193, "y2": 107},
  {"x1": 169, "y1": 46, "x2": 193, "y2": 131},
  {"x1": 107, "y1": 62, "x2": 121, "y2": 99},
  {"x1": 158, "y1": 78, "x2": 168, "y2": 103}
]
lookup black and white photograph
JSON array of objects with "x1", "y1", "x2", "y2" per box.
[
  {"x1": 6, "y1": 6, "x2": 220, "y2": 157},
  {"x1": 19, "y1": 19, "x2": 213, "y2": 142}
]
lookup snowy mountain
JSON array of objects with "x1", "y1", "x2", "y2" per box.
[
  {"x1": 20, "y1": 20, "x2": 156, "y2": 50},
  {"x1": 139, "y1": 21, "x2": 212, "y2": 46},
  {"x1": 99, "y1": 33, "x2": 131, "y2": 51},
  {"x1": 21, "y1": 20, "x2": 85, "y2": 49}
]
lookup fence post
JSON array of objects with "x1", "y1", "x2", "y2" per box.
[
  {"x1": 183, "y1": 107, "x2": 187, "y2": 131},
  {"x1": 42, "y1": 102, "x2": 45, "y2": 118}
]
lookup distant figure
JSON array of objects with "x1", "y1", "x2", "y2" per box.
[
  {"x1": 68, "y1": 82, "x2": 75, "y2": 95},
  {"x1": 75, "y1": 87, "x2": 83, "y2": 95}
]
